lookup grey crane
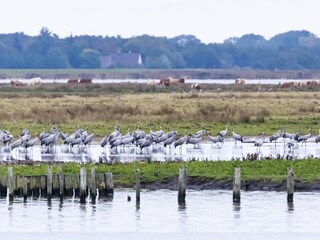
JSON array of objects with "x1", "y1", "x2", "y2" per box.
[
  {"x1": 133, "y1": 125, "x2": 145, "y2": 141},
  {"x1": 174, "y1": 131, "x2": 188, "y2": 149},
  {"x1": 42, "y1": 131, "x2": 59, "y2": 151},
  {"x1": 163, "y1": 133, "x2": 177, "y2": 147},
  {"x1": 282, "y1": 128, "x2": 295, "y2": 140},
  {"x1": 139, "y1": 138, "x2": 153, "y2": 152},
  {"x1": 150, "y1": 125, "x2": 164, "y2": 138},
  {"x1": 83, "y1": 130, "x2": 94, "y2": 146},
  {"x1": 100, "y1": 130, "x2": 108, "y2": 148},
  {"x1": 10, "y1": 137, "x2": 23, "y2": 151},
  {"x1": 59, "y1": 131, "x2": 68, "y2": 141},
  {"x1": 3, "y1": 130, "x2": 13, "y2": 145},
  {"x1": 232, "y1": 128, "x2": 244, "y2": 145},
  {"x1": 107, "y1": 126, "x2": 121, "y2": 143},
  {"x1": 71, "y1": 136, "x2": 83, "y2": 148},
  {"x1": 192, "y1": 126, "x2": 206, "y2": 138},
  {"x1": 315, "y1": 130, "x2": 320, "y2": 144},
  {"x1": 25, "y1": 134, "x2": 39, "y2": 149},
  {"x1": 297, "y1": 128, "x2": 312, "y2": 146},
  {"x1": 20, "y1": 128, "x2": 29, "y2": 137},
  {"x1": 217, "y1": 125, "x2": 228, "y2": 138},
  {"x1": 207, "y1": 134, "x2": 224, "y2": 147},
  {"x1": 254, "y1": 132, "x2": 265, "y2": 151},
  {"x1": 186, "y1": 134, "x2": 202, "y2": 147},
  {"x1": 269, "y1": 128, "x2": 282, "y2": 146}
]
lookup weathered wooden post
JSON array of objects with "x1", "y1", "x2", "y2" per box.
[
  {"x1": 233, "y1": 167, "x2": 241, "y2": 203},
  {"x1": 287, "y1": 168, "x2": 294, "y2": 203},
  {"x1": 105, "y1": 172, "x2": 114, "y2": 198},
  {"x1": 59, "y1": 166, "x2": 64, "y2": 202},
  {"x1": 135, "y1": 169, "x2": 140, "y2": 203},
  {"x1": 8, "y1": 167, "x2": 14, "y2": 202},
  {"x1": 47, "y1": 166, "x2": 53, "y2": 202},
  {"x1": 90, "y1": 167, "x2": 96, "y2": 204},
  {"x1": 80, "y1": 166, "x2": 87, "y2": 204},
  {"x1": 23, "y1": 177, "x2": 28, "y2": 203},
  {"x1": 178, "y1": 167, "x2": 187, "y2": 204}
]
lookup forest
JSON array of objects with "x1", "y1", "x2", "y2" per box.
[{"x1": 0, "y1": 27, "x2": 320, "y2": 70}]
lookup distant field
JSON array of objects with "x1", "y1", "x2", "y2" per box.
[
  {"x1": 1, "y1": 68, "x2": 320, "y2": 79},
  {"x1": 0, "y1": 83, "x2": 319, "y2": 138}
]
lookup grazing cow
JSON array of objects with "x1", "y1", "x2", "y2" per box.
[
  {"x1": 306, "y1": 80, "x2": 319, "y2": 87},
  {"x1": 191, "y1": 83, "x2": 201, "y2": 92},
  {"x1": 235, "y1": 78, "x2": 245, "y2": 85},
  {"x1": 281, "y1": 81, "x2": 295, "y2": 88},
  {"x1": 10, "y1": 79, "x2": 24, "y2": 87},
  {"x1": 28, "y1": 77, "x2": 42, "y2": 86},
  {"x1": 68, "y1": 79, "x2": 78, "y2": 84},
  {"x1": 170, "y1": 77, "x2": 186, "y2": 86},
  {"x1": 79, "y1": 78, "x2": 92, "y2": 84},
  {"x1": 147, "y1": 80, "x2": 157, "y2": 86},
  {"x1": 159, "y1": 78, "x2": 171, "y2": 86}
]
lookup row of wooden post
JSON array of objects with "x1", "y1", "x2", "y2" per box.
[
  {"x1": 5, "y1": 166, "x2": 294, "y2": 204},
  {"x1": 232, "y1": 167, "x2": 294, "y2": 203}
]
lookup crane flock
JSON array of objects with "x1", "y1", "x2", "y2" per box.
[{"x1": 0, "y1": 125, "x2": 319, "y2": 156}]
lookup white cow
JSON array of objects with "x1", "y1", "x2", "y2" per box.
[{"x1": 28, "y1": 77, "x2": 42, "y2": 86}]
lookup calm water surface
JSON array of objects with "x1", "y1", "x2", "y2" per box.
[
  {"x1": 0, "y1": 189, "x2": 320, "y2": 239},
  {"x1": 1, "y1": 139, "x2": 319, "y2": 163}
]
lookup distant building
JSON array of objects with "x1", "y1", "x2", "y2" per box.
[{"x1": 100, "y1": 52, "x2": 143, "y2": 68}]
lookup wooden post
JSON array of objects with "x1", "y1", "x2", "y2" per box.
[
  {"x1": 233, "y1": 167, "x2": 241, "y2": 203},
  {"x1": 135, "y1": 169, "x2": 140, "y2": 203},
  {"x1": 178, "y1": 167, "x2": 187, "y2": 204},
  {"x1": 287, "y1": 168, "x2": 294, "y2": 203},
  {"x1": 23, "y1": 177, "x2": 28, "y2": 203},
  {"x1": 80, "y1": 166, "x2": 86, "y2": 204},
  {"x1": 59, "y1": 166, "x2": 64, "y2": 202},
  {"x1": 47, "y1": 166, "x2": 52, "y2": 202},
  {"x1": 105, "y1": 172, "x2": 114, "y2": 198},
  {"x1": 8, "y1": 167, "x2": 14, "y2": 202},
  {"x1": 90, "y1": 167, "x2": 96, "y2": 204}
]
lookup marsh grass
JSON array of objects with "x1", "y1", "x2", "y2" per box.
[
  {"x1": 0, "y1": 87, "x2": 319, "y2": 137},
  {"x1": 1, "y1": 159, "x2": 320, "y2": 185}
]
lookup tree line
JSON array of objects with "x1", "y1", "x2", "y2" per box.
[{"x1": 1, "y1": 27, "x2": 320, "y2": 70}]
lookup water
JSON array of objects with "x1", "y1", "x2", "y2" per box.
[
  {"x1": 0, "y1": 78, "x2": 314, "y2": 85},
  {"x1": 0, "y1": 189, "x2": 319, "y2": 239},
  {"x1": 1, "y1": 138, "x2": 319, "y2": 163}
]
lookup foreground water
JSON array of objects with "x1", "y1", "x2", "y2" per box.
[
  {"x1": 2, "y1": 138, "x2": 319, "y2": 163},
  {"x1": 0, "y1": 189, "x2": 320, "y2": 239}
]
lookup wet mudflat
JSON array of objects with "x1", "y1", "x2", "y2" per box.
[{"x1": 1, "y1": 138, "x2": 319, "y2": 163}]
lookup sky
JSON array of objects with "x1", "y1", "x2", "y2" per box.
[{"x1": 1, "y1": 0, "x2": 319, "y2": 44}]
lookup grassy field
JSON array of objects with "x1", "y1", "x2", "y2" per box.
[
  {"x1": 1, "y1": 160, "x2": 320, "y2": 186},
  {"x1": 0, "y1": 83, "x2": 319, "y2": 138},
  {"x1": 1, "y1": 68, "x2": 320, "y2": 79}
]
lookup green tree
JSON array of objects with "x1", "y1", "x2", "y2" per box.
[
  {"x1": 46, "y1": 47, "x2": 70, "y2": 68},
  {"x1": 77, "y1": 48, "x2": 100, "y2": 68}
]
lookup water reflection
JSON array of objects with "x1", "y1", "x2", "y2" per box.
[
  {"x1": 1, "y1": 190, "x2": 320, "y2": 235},
  {"x1": 2, "y1": 140, "x2": 320, "y2": 163},
  {"x1": 287, "y1": 202, "x2": 294, "y2": 212}
]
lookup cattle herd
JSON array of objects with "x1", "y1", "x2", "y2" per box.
[{"x1": 281, "y1": 80, "x2": 320, "y2": 88}]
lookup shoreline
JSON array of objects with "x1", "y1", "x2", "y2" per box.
[{"x1": 142, "y1": 176, "x2": 320, "y2": 192}]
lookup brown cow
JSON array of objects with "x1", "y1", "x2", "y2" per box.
[
  {"x1": 235, "y1": 78, "x2": 245, "y2": 85},
  {"x1": 170, "y1": 77, "x2": 186, "y2": 86},
  {"x1": 68, "y1": 79, "x2": 78, "y2": 84},
  {"x1": 191, "y1": 83, "x2": 201, "y2": 92},
  {"x1": 281, "y1": 82, "x2": 295, "y2": 88},
  {"x1": 10, "y1": 79, "x2": 24, "y2": 87},
  {"x1": 79, "y1": 78, "x2": 92, "y2": 84},
  {"x1": 306, "y1": 80, "x2": 319, "y2": 87},
  {"x1": 159, "y1": 78, "x2": 171, "y2": 86}
]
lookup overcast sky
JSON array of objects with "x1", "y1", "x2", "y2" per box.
[{"x1": 1, "y1": 0, "x2": 319, "y2": 43}]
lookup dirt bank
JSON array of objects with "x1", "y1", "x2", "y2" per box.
[{"x1": 141, "y1": 176, "x2": 320, "y2": 192}]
